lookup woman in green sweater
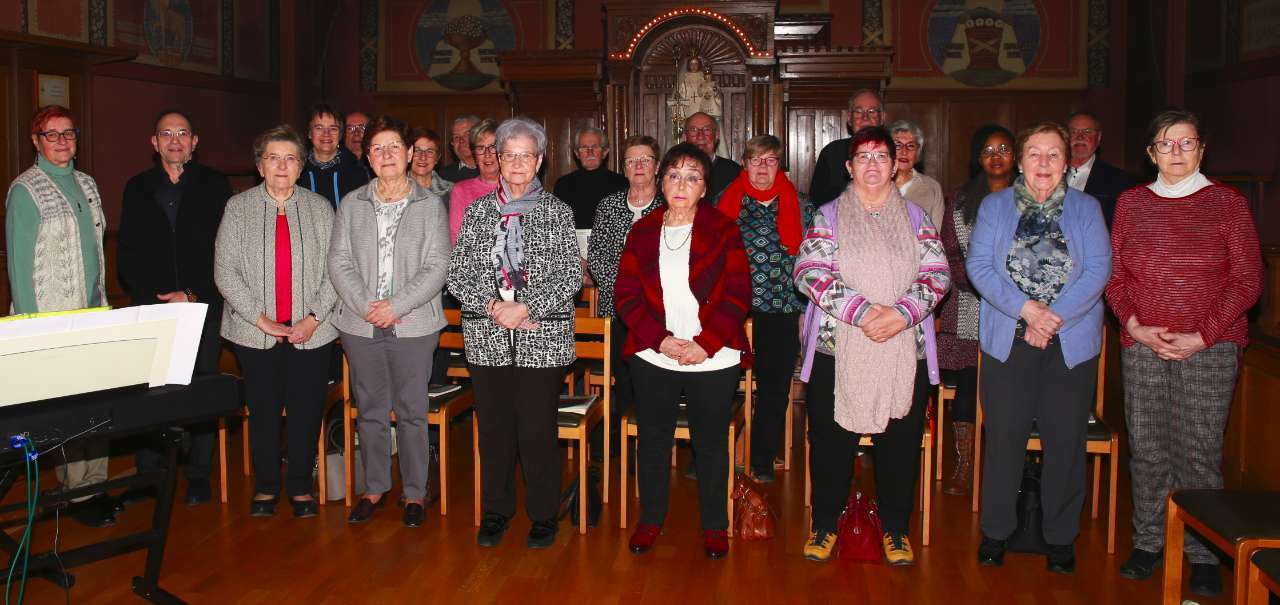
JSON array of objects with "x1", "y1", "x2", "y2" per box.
[{"x1": 4, "y1": 105, "x2": 113, "y2": 528}]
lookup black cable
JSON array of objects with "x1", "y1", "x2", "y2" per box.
[{"x1": 52, "y1": 450, "x2": 71, "y2": 605}]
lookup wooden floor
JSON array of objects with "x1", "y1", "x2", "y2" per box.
[{"x1": 12, "y1": 418, "x2": 1235, "y2": 605}]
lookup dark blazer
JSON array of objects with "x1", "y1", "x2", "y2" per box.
[
  {"x1": 614, "y1": 202, "x2": 752, "y2": 366},
  {"x1": 297, "y1": 148, "x2": 369, "y2": 208},
  {"x1": 1083, "y1": 157, "x2": 1137, "y2": 227},
  {"x1": 808, "y1": 137, "x2": 853, "y2": 206},
  {"x1": 709, "y1": 156, "x2": 741, "y2": 201},
  {"x1": 117, "y1": 161, "x2": 232, "y2": 312},
  {"x1": 438, "y1": 162, "x2": 479, "y2": 183}
]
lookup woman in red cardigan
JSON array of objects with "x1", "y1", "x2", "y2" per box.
[{"x1": 614, "y1": 142, "x2": 752, "y2": 560}]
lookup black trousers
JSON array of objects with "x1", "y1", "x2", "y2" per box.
[
  {"x1": 979, "y1": 339, "x2": 1097, "y2": 545},
  {"x1": 631, "y1": 357, "x2": 741, "y2": 530},
  {"x1": 748, "y1": 311, "x2": 801, "y2": 472},
  {"x1": 950, "y1": 365, "x2": 979, "y2": 423},
  {"x1": 589, "y1": 318, "x2": 633, "y2": 462},
  {"x1": 807, "y1": 353, "x2": 930, "y2": 534},
  {"x1": 470, "y1": 364, "x2": 568, "y2": 523},
  {"x1": 136, "y1": 315, "x2": 222, "y2": 483},
  {"x1": 234, "y1": 341, "x2": 334, "y2": 498}
]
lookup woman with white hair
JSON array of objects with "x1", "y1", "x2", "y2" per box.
[
  {"x1": 447, "y1": 117, "x2": 581, "y2": 550},
  {"x1": 889, "y1": 120, "x2": 945, "y2": 227}
]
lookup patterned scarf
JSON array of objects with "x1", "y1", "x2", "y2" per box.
[
  {"x1": 307, "y1": 146, "x2": 346, "y2": 171},
  {"x1": 1007, "y1": 175, "x2": 1072, "y2": 304},
  {"x1": 833, "y1": 184, "x2": 920, "y2": 434},
  {"x1": 492, "y1": 176, "x2": 544, "y2": 291}
]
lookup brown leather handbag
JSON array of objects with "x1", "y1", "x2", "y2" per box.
[{"x1": 732, "y1": 473, "x2": 776, "y2": 541}]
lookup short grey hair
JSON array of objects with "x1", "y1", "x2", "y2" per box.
[
  {"x1": 452, "y1": 114, "x2": 481, "y2": 130},
  {"x1": 252, "y1": 124, "x2": 305, "y2": 163},
  {"x1": 575, "y1": 126, "x2": 609, "y2": 149},
  {"x1": 495, "y1": 117, "x2": 547, "y2": 157},
  {"x1": 888, "y1": 119, "x2": 925, "y2": 150}
]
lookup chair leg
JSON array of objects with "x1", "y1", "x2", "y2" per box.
[
  {"x1": 1107, "y1": 441, "x2": 1119, "y2": 554},
  {"x1": 242, "y1": 415, "x2": 251, "y2": 476},
  {"x1": 672, "y1": 444, "x2": 677, "y2": 468},
  {"x1": 473, "y1": 412, "x2": 481, "y2": 527},
  {"x1": 603, "y1": 410, "x2": 610, "y2": 505},
  {"x1": 579, "y1": 434, "x2": 588, "y2": 535},
  {"x1": 804, "y1": 417, "x2": 811, "y2": 507},
  {"x1": 1248, "y1": 556, "x2": 1270, "y2": 605},
  {"x1": 922, "y1": 432, "x2": 932, "y2": 546},
  {"x1": 438, "y1": 417, "x2": 449, "y2": 516},
  {"x1": 935, "y1": 389, "x2": 946, "y2": 481},
  {"x1": 1091, "y1": 454, "x2": 1102, "y2": 519},
  {"x1": 971, "y1": 403, "x2": 983, "y2": 513},
  {"x1": 783, "y1": 392, "x2": 794, "y2": 471},
  {"x1": 317, "y1": 429, "x2": 327, "y2": 504},
  {"x1": 217, "y1": 418, "x2": 228, "y2": 504},
  {"x1": 1162, "y1": 495, "x2": 1185, "y2": 605},
  {"x1": 727, "y1": 422, "x2": 736, "y2": 539},
  {"x1": 1237, "y1": 543, "x2": 1262, "y2": 605},
  {"x1": 620, "y1": 421, "x2": 629, "y2": 530},
  {"x1": 344, "y1": 398, "x2": 354, "y2": 507}
]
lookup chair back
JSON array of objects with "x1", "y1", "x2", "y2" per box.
[
  {"x1": 575, "y1": 287, "x2": 599, "y2": 318},
  {"x1": 441, "y1": 308, "x2": 465, "y2": 351}
]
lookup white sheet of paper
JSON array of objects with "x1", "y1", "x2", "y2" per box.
[{"x1": 136, "y1": 302, "x2": 208, "y2": 385}]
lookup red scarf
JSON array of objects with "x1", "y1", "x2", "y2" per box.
[{"x1": 716, "y1": 169, "x2": 803, "y2": 255}]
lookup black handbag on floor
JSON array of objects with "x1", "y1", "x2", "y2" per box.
[{"x1": 1007, "y1": 454, "x2": 1049, "y2": 554}]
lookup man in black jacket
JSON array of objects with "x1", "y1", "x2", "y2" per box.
[
  {"x1": 1066, "y1": 111, "x2": 1136, "y2": 226},
  {"x1": 117, "y1": 109, "x2": 232, "y2": 506},
  {"x1": 439, "y1": 114, "x2": 481, "y2": 183},
  {"x1": 684, "y1": 112, "x2": 740, "y2": 199},
  {"x1": 808, "y1": 89, "x2": 888, "y2": 205},
  {"x1": 298, "y1": 103, "x2": 369, "y2": 207}
]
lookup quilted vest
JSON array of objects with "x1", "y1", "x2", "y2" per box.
[{"x1": 8, "y1": 164, "x2": 107, "y2": 312}]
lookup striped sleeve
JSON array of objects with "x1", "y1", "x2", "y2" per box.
[
  {"x1": 793, "y1": 208, "x2": 873, "y2": 326},
  {"x1": 894, "y1": 214, "x2": 951, "y2": 326}
]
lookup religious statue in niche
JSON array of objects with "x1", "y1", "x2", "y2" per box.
[{"x1": 667, "y1": 51, "x2": 722, "y2": 135}]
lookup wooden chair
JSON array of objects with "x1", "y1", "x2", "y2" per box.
[
  {"x1": 970, "y1": 327, "x2": 1119, "y2": 553},
  {"x1": 1161, "y1": 490, "x2": 1280, "y2": 605},
  {"x1": 801, "y1": 414, "x2": 935, "y2": 546},
  {"x1": 1247, "y1": 548, "x2": 1280, "y2": 605},
  {"x1": 470, "y1": 316, "x2": 612, "y2": 535},
  {"x1": 339, "y1": 309, "x2": 475, "y2": 513},
  {"x1": 619, "y1": 319, "x2": 753, "y2": 536},
  {"x1": 932, "y1": 376, "x2": 957, "y2": 481}
]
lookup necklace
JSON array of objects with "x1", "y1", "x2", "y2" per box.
[
  {"x1": 378, "y1": 178, "x2": 410, "y2": 201},
  {"x1": 662, "y1": 221, "x2": 693, "y2": 250}
]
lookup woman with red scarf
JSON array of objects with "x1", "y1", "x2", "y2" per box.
[{"x1": 715, "y1": 135, "x2": 812, "y2": 482}]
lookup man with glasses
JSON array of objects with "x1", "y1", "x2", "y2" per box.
[
  {"x1": 298, "y1": 103, "x2": 369, "y2": 207},
  {"x1": 1065, "y1": 111, "x2": 1135, "y2": 226},
  {"x1": 116, "y1": 109, "x2": 232, "y2": 508},
  {"x1": 682, "y1": 112, "x2": 739, "y2": 199},
  {"x1": 439, "y1": 114, "x2": 481, "y2": 183},
  {"x1": 809, "y1": 89, "x2": 888, "y2": 205},
  {"x1": 554, "y1": 128, "x2": 628, "y2": 281},
  {"x1": 344, "y1": 111, "x2": 370, "y2": 161}
]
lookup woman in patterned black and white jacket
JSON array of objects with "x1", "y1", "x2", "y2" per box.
[{"x1": 446, "y1": 117, "x2": 581, "y2": 550}]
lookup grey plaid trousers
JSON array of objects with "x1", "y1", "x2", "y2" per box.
[{"x1": 1122, "y1": 341, "x2": 1239, "y2": 564}]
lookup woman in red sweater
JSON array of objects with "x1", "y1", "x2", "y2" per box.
[
  {"x1": 1105, "y1": 109, "x2": 1262, "y2": 597},
  {"x1": 614, "y1": 143, "x2": 752, "y2": 560}
]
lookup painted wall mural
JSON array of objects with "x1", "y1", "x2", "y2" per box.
[
  {"x1": 891, "y1": 0, "x2": 1086, "y2": 90},
  {"x1": 112, "y1": 0, "x2": 222, "y2": 74}
]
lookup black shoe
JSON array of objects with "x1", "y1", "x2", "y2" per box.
[
  {"x1": 978, "y1": 536, "x2": 1007, "y2": 567},
  {"x1": 404, "y1": 503, "x2": 425, "y2": 527},
  {"x1": 347, "y1": 497, "x2": 385, "y2": 524},
  {"x1": 290, "y1": 498, "x2": 318, "y2": 519},
  {"x1": 69, "y1": 495, "x2": 117, "y2": 528},
  {"x1": 1188, "y1": 563, "x2": 1223, "y2": 597},
  {"x1": 751, "y1": 466, "x2": 776, "y2": 484},
  {"x1": 184, "y1": 480, "x2": 212, "y2": 506},
  {"x1": 477, "y1": 512, "x2": 509, "y2": 547},
  {"x1": 249, "y1": 495, "x2": 278, "y2": 518},
  {"x1": 1118, "y1": 548, "x2": 1163, "y2": 580},
  {"x1": 1046, "y1": 543, "x2": 1076, "y2": 575},
  {"x1": 113, "y1": 487, "x2": 157, "y2": 512},
  {"x1": 528, "y1": 520, "x2": 558, "y2": 549}
]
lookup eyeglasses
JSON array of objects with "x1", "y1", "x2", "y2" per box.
[
  {"x1": 685, "y1": 126, "x2": 715, "y2": 136},
  {"x1": 576, "y1": 145, "x2": 603, "y2": 154},
  {"x1": 262, "y1": 154, "x2": 300, "y2": 166},
  {"x1": 1150, "y1": 137, "x2": 1201, "y2": 154},
  {"x1": 413, "y1": 147, "x2": 438, "y2": 158},
  {"x1": 1023, "y1": 149, "x2": 1064, "y2": 164},
  {"x1": 850, "y1": 108, "x2": 883, "y2": 119},
  {"x1": 346, "y1": 124, "x2": 367, "y2": 134},
  {"x1": 623, "y1": 156, "x2": 655, "y2": 169},
  {"x1": 368, "y1": 143, "x2": 404, "y2": 157},
  {"x1": 310, "y1": 125, "x2": 340, "y2": 135},
  {"x1": 894, "y1": 142, "x2": 919, "y2": 152},
  {"x1": 747, "y1": 156, "x2": 780, "y2": 167},
  {"x1": 37, "y1": 129, "x2": 80, "y2": 142},
  {"x1": 1069, "y1": 128, "x2": 1098, "y2": 138},
  {"x1": 474, "y1": 144, "x2": 497, "y2": 156},
  {"x1": 664, "y1": 172, "x2": 704, "y2": 188},
  {"x1": 980, "y1": 144, "x2": 1012, "y2": 158},
  {"x1": 499, "y1": 151, "x2": 538, "y2": 165},
  {"x1": 852, "y1": 151, "x2": 891, "y2": 165},
  {"x1": 157, "y1": 129, "x2": 192, "y2": 140}
]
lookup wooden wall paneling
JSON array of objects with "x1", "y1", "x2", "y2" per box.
[
  {"x1": 1225, "y1": 340, "x2": 1280, "y2": 490},
  {"x1": 498, "y1": 50, "x2": 605, "y2": 188},
  {"x1": 373, "y1": 92, "x2": 513, "y2": 160}
]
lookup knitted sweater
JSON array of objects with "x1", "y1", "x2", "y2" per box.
[{"x1": 1105, "y1": 184, "x2": 1262, "y2": 348}]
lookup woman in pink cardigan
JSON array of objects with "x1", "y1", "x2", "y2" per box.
[{"x1": 448, "y1": 118, "x2": 500, "y2": 244}]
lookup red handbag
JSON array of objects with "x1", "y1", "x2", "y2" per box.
[
  {"x1": 732, "y1": 473, "x2": 776, "y2": 541},
  {"x1": 836, "y1": 491, "x2": 884, "y2": 562}
]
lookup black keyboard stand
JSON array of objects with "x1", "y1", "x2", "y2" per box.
[{"x1": 0, "y1": 429, "x2": 188, "y2": 604}]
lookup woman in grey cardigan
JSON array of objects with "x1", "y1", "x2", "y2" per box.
[
  {"x1": 215, "y1": 124, "x2": 338, "y2": 519},
  {"x1": 447, "y1": 117, "x2": 580, "y2": 549},
  {"x1": 329, "y1": 116, "x2": 451, "y2": 528}
]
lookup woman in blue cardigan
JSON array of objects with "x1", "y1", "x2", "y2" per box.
[{"x1": 966, "y1": 122, "x2": 1111, "y2": 574}]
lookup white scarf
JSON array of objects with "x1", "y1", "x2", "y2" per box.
[{"x1": 1148, "y1": 170, "x2": 1212, "y2": 198}]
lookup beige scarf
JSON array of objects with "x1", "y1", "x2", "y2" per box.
[{"x1": 834, "y1": 184, "x2": 920, "y2": 434}]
